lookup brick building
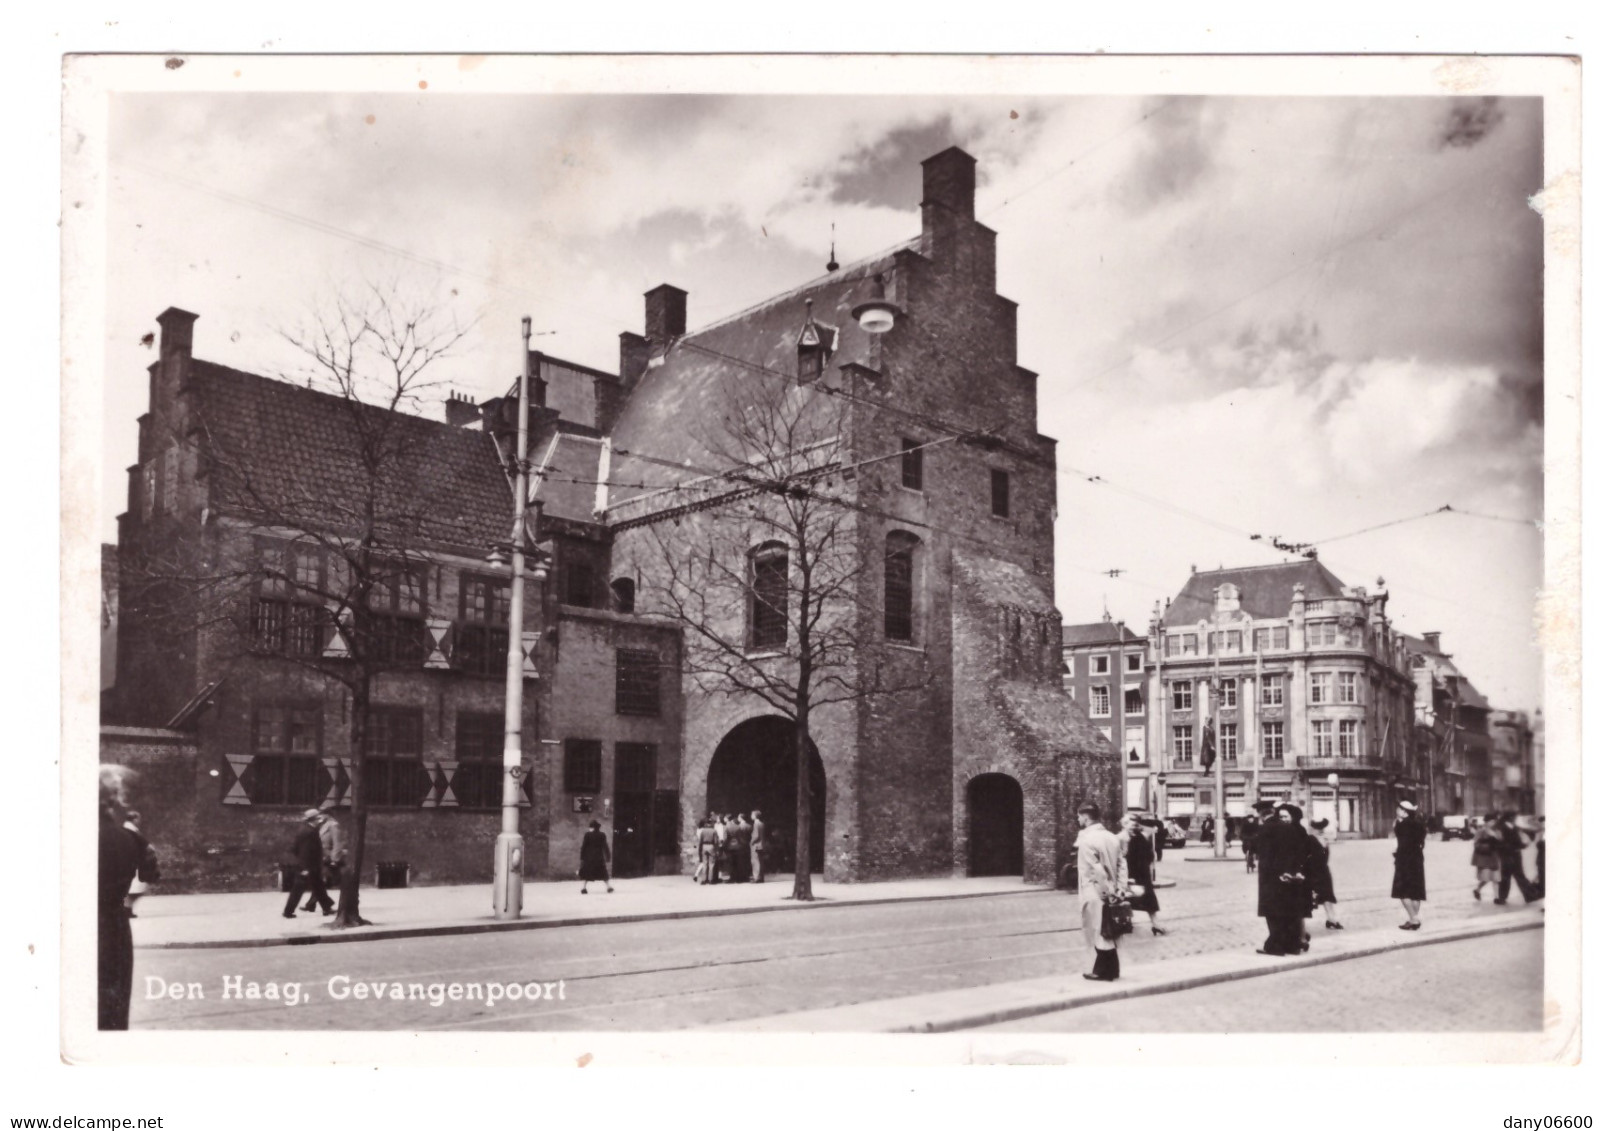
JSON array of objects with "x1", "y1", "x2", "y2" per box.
[
  {"x1": 104, "y1": 145, "x2": 1118, "y2": 891},
  {"x1": 1145, "y1": 561, "x2": 1419, "y2": 838},
  {"x1": 1060, "y1": 615, "x2": 1146, "y2": 810}
]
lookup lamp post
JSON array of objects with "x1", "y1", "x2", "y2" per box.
[{"x1": 491, "y1": 315, "x2": 540, "y2": 921}]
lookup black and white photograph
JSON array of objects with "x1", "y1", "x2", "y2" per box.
[{"x1": 46, "y1": 44, "x2": 1584, "y2": 1115}]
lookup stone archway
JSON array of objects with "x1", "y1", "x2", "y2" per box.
[
  {"x1": 707, "y1": 716, "x2": 825, "y2": 874},
  {"x1": 967, "y1": 772, "x2": 1024, "y2": 876}
]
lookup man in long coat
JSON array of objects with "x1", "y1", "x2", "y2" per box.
[
  {"x1": 1255, "y1": 803, "x2": 1314, "y2": 955},
  {"x1": 1076, "y1": 802, "x2": 1125, "y2": 981},
  {"x1": 284, "y1": 809, "x2": 334, "y2": 918}
]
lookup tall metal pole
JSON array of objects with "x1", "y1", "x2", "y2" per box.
[
  {"x1": 1213, "y1": 647, "x2": 1225, "y2": 858},
  {"x1": 492, "y1": 316, "x2": 534, "y2": 920}
]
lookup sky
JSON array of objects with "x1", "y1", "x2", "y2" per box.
[{"x1": 92, "y1": 65, "x2": 1550, "y2": 712}]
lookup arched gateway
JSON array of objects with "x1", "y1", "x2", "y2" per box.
[
  {"x1": 707, "y1": 716, "x2": 825, "y2": 874},
  {"x1": 967, "y1": 773, "x2": 1024, "y2": 877}
]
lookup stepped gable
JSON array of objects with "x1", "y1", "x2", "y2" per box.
[
  {"x1": 1165, "y1": 559, "x2": 1350, "y2": 623},
  {"x1": 604, "y1": 248, "x2": 911, "y2": 515},
  {"x1": 187, "y1": 360, "x2": 510, "y2": 554}
]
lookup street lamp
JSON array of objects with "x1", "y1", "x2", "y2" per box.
[{"x1": 491, "y1": 315, "x2": 548, "y2": 922}]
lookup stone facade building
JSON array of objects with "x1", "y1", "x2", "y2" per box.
[
  {"x1": 1489, "y1": 709, "x2": 1537, "y2": 815},
  {"x1": 1144, "y1": 561, "x2": 1419, "y2": 838},
  {"x1": 103, "y1": 145, "x2": 1118, "y2": 891},
  {"x1": 1402, "y1": 631, "x2": 1495, "y2": 819}
]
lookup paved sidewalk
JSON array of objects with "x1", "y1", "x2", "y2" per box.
[
  {"x1": 708, "y1": 908, "x2": 1545, "y2": 1032},
  {"x1": 130, "y1": 873, "x2": 1039, "y2": 949}
]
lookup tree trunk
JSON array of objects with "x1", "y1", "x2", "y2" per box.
[
  {"x1": 334, "y1": 679, "x2": 372, "y2": 928},
  {"x1": 791, "y1": 694, "x2": 814, "y2": 901}
]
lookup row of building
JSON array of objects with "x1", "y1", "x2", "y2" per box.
[
  {"x1": 101, "y1": 147, "x2": 1121, "y2": 893},
  {"x1": 1061, "y1": 568, "x2": 1542, "y2": 838}
]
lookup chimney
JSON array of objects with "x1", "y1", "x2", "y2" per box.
[
  {"x1": 922, "y1": 147, "x2": 976, "y2": 220},
  {"x1": 1423, "y1": 631, "x2": 1442, "y2": 652},
  {"x1": 157, "y1": 307, "x2": 198, "y2": 364},
  {"x1": 644, "y1": 284, "x2": 687, "y2": 345},
  {"x1": 618, "y1": 331, "x2": 651, "y2": 391},
  {"x1": 445, "y1": 391, "x2": 480, "y2": 428}
]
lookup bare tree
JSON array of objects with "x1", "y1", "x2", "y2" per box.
[
  {"x1": 123, "y1": 280, "x2": 476, "y2": 928},
  {"x1": 620, "y1": 369, "x2": 932, "y2": 901}
]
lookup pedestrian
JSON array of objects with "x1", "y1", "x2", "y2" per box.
[
  {"x1": 1493, "y1": 812, "x2": 1535, "y2": 904},
  {"x1": 750, "y1": 810, "x2": 767, "y2": 883},
  {"x1": 1076, "y1": 802, "x2": 1125, "y2": 982},
  {"x1": 1120, "y1": 814, "x2": 1165, "y2": 936},
  {"x1": 303, "y1": 808, "x2": 345, "y2": 912},
  {"x1": 1224, "y1": 816, "x2": 1236, "y2": 848},
  {"x1": 1307, "y1": 817, "x2": 1343, "y2": 930},
  {"x1": 284, "y1": 809, "x2": 334, "y2": 918},
  {"x1": 1470, "y1": 812, "x2": 1502, "y2": 901},
  {"x1": 1533, "y1": 816, "x2": 1546, "y2": 901},
  {"x1": 694, "y1": 817, "x2": 716, "y2": 884},
  {"x1": 730, "y1": 813, "x2": 752, "y2": 882},
  {"x1": 713, "y1": 813, "x2": 730, "y2": 882},
  {"x1": 1255, "y1": 802, "x2": 1314, "y2": 956},
  {"x1": 99, "y1": 765, "x2": 144, "y2": 1030},
  {"x1": 580, "y1": 819, "x2": 614, "y2": 894},
  {"x1": 1242, "y1": 805, "x2": 1267, "y2": 873},
  {"x1": 1200, "y1": 814, "x2": 1216, "y2": 847},
  {"x1": 1391, "y1": 800, "x2": 1427, "y2": 929},
  {"x1": 122, "y1": 809, "x2": 156, "y2": 918}
]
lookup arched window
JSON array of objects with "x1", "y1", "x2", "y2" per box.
[
  {"x1": 610, "y1": 577, "x2": 636, "y2": 614},
  {"x1": 750, "y1": 542, "x2": 788, "y2": 649},
  {"x1": 884, "y1": 531, "x2": 921, "y2": 643}
]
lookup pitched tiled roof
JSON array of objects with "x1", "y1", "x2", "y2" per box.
[
  {"x1": 188, "y1": 360, "x2": 513, "y2": 555},
  {"x1": 605, "y1": 252, "x2": 906, "y2": 514},
  {"x1": 1061, "y1": 620, "x2": 1142, "y2": 648},
  {"x1": 1165, "y1": 559, "x2": 1349, "y2": 624}
]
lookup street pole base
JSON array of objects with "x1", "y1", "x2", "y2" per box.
[{"x1": 492, "y1": 831, "x2": 525, "y2": 920}]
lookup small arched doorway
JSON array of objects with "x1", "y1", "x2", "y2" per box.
[
  {"x1": 968, "y1": 773, "x2": 1024, "y2": 876},
  {"x1": 707, "y1": 716, "x2": 825, "y2": 874}
]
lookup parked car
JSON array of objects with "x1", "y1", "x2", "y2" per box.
[{"x1": 1439, "y1": 815, "x2": 1474, "y2": 841}]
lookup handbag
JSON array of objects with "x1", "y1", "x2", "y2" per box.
[{"x1": 1100, "y1": 898, "x2": 1134, "y2": 941}]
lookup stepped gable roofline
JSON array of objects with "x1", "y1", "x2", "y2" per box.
[
  {"x1": 185, "y1": 358, "x2": 511, "y2": 556},
  {"x1": 605, "y1": 244, "x2": 915, "y2": 512},
  {"x1": 1163, "y1": 559, "x2": 1350, "y2": 625},
  {"x1": 1061, "y1": 621, "x2": 1143, "y2": 648}
]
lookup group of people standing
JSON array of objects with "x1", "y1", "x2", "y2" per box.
[
  {"x1": 694, "y1": 811, "x2": 769, "y2": 884},
  {"x1": 1253, "y1": 799, "x2": 1347, "y2": 955},
  {"x1": 283, "y1": 807, "x2": 346, "y2": 918}
]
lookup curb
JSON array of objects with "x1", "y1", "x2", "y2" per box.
[
  {"x1": 707, "y1": 912, "x2": 1543, "y2": 1033},
  {"x1": 896, "y1": 916, "x2": 1543, "y2": 1032},
  {"x1": 136, "y1": 884, "x2": 1053, "y2": 950}
]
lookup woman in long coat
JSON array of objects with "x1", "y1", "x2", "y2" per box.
[
  {"x1": 1470, "y1": 813, "x2": 1502, "y2": 901},
  {"x1": 1391, "y1": 801, "x2": 1427, "y2": 928},
  {"x1": 1307, "y1": 818, "x2": 1342, "y2": 930},
  {"x1": 579, "y1": 820, "x2": 613, "y2": 894},
  {"x1": 1120, "y1": 814, "x2": 1166, "y2": 935}
]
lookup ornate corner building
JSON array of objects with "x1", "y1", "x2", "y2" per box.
[
  {"x1": 1132, "y1": 561, "x2": 1421, "y2": 838},
  {"x1": 103, "y1": 146, "x2": 1120, "y2": 892}
]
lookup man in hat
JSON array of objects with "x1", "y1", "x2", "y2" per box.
[
  {"x1": 1493, "y1": 811, "x2": 1535, "y2": 904},
  {"x1": 1242, "y1": 802, "x2": 1270, "y2": 873},
  {"x1": 1076, "y1": 802, "x2": 1125, "y2": 981},
  {"x1": 1255, "y1": 803, "x2": 1314, "y2": 955},
  {"x1": 284, "y1": 809, "x2": 334, "y2": 918},
  {"x1": 302, "y1": 807, "x2": 346, "y2": 912}
]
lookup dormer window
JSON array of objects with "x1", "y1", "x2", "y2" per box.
[{"x1": 796, "y1": 299, "x2": 834, "y2": 385}]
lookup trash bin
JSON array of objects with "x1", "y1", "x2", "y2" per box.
[{"x1": 376, "y1": 861, "x2": 410, "y2": 889}]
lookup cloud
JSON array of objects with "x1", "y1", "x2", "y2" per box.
[
  {"x1": 1439, "y1": 97, "x2": 1507, "y2": 148},
  {"x1": 1110, "y1": 97, "x2": 1220, "y2": 213}
]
